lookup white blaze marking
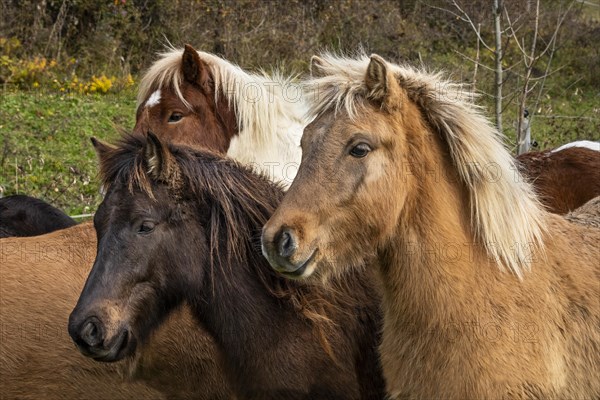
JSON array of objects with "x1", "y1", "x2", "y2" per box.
[{"x1": 145, "y1": 90, "x2": 161, "y2": 108}]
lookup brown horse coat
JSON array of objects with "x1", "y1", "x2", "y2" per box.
[
  {"x1": 565, "y1": 195, "x2": 600, "y2": 228},
  {"x1": 0, "y1": 223, "x2": 232, "y2": 400},
  {"x1": 517, "y1": 146, "x2": 600, "y2": 214}
]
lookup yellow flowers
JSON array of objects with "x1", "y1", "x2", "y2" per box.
[
  {"x1": 4, "y1": 56, "x2": 53, "y2": 86},
  {"x1": 88, "y1": 75, "x2": 113, "y2": 93},
  {"x1": 125, "y1": 73, "x2": 134, "y2": 88},
  {"x1": 59, "y1": 74, "x2": 133, "y2": 95},
  {"x1": 1, "y1": 36, "x2": 134, "y2": 94},
  {"x1": 8, "y1": 58, "x2": 134, "y2": 94},
  {"x1": 0, "y1": 37, "x2": 21, "y2": 55}
]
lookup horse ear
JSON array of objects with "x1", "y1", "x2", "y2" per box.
[
  {"x1": 144, "y1": 132, "x2": 181, "y2": 186},
  {"x1": 365, "y1": 54, "x2": 402, "y2": 110},
  {"x1": 182, "y1": 44, "x2": 213, "y2": 93},
  {"x1": 310, "y1": 55, "x2": 330, "y2": 77},
  {"x1": 365, "y1": 55, "x2": 388, "y2": 103},
  {"x1": 91, "y1": 137, "x2": 116, "y2": 160}
]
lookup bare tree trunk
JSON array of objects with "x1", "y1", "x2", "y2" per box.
[
  {"x1": 514, "y1": 0, "x2": 571, "y2": 155},
  {"x1": 44, "y1": 0, "x2": 68, "y2": 59},
  {"x1": 515, "y1": 0, "x2": 539, "y2": 155},
  {"x1": 493, "y1": 0, "x2": 503, "y2": 134},
  {"x1": 438, "y1": 0, "x2": 572, "y2": 148},
  {"x1": 473, "y1": 23, "x2": 481, "y2": 90},
  {"x1": 517, "y1": 111, "x2": 531, "y2": 154}
]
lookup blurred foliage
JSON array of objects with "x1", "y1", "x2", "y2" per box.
[
  {"x1": 1, "y1": 1, "x2": 598, "y2": 92},
  {"x1": 0, "y1": 0, "x2": 595, "y2": 77},
  {"x1": 0, "y1": 1, "x2": 597, "y2": 104}
]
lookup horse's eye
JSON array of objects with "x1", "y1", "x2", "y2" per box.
[
  {"x1": 168, "y1": 113, "x2": 183, "y2": 123},
  {"x1": 138, "y1": 221, "x2": 156, "y2": 234},
  {"x1": 349, "y1": 143, "x2": 371, "y2": 158}
]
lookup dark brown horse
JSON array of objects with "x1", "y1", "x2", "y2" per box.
[
  {"x1": 0, "y1": 223, "x2": 231, "y2": 399},
  {"x1": 517, "y1": 145, "x2": 600, "y2": 214},
  {"x1": 0, "y1": 195, "x2": 77, "y2": 238},
  {"x1": 68, "y1": 133, "x2": 385, "y2": 400}
]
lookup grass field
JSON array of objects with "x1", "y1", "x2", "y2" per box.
[
  {"x1": 0, "y1": 89, "x2": 136, "y2": 217},
  {"x1": 0, "y1": 85, "x2": 598, "y2": 218}
]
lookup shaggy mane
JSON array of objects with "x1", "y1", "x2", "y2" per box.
[
  {"x1": 305, "y1": 53, "x2": 546, "y2": 278},
  {"x1": 97, "y1": 134, "x2": 337, "y2": 332},
  {"x1": 137, "y1": 47, "x2": 305, "y2": 146}
]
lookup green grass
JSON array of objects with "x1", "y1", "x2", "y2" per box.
[
  {"x1": 497, "y1": 89, "x2": 600, "y2": 151},
  {"x1": 0, "y1": 88, "x2": 136, "y2": 217}
]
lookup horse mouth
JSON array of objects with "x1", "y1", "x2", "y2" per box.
[
  {"x1": 280, "y1": 249, "x2": 318, "y2": 279},
  {"x1": 91, "y1": 329, "x2": 133, "y2": 362}
]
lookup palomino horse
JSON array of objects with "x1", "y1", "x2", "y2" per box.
[
  {"x1": 516, "y1": 144, "x2": 600, "y2": 214},
  {"x1": 0, "y1": 194, "x2": 76, "y2": 238},
  {"x1": 68, "y1": 133, "x2": 385, "y2": 400},
  {"x1": 262, "y1": 54, "x2": 600, "y2": 399},
  {"x1": 0, "y1": 223, "x2": 231, "y2": 399},
  {"x1": 134, "y1": 44, "x2": 307, "y2": 188}
]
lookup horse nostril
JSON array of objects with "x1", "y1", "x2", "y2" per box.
[
  {"x1": 277, "y1": 228, "x2": 297, "y2": 259},
  {"x1": 80, "y1": 317, "x2": 103, "y2": 348}
]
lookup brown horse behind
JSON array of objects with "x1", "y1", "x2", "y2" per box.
[
  {"x1": 134, "y1": 44, "x2": 306, "y2": 187},
  {"x1": 517, "y1": 146, "x2": 600, "y2": 214},
  {"x1": 0, "y1": 223, "x2": 231, "y2": 399}
]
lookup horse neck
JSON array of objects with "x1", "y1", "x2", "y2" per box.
[
  {"x1": 185, "y1": 191, "x2": 308, "y2": 378},
  {"x1": 196, "y1": 250, "x2": 291, "y2": 325},
  {"x1": 193, "y1": 248, "x2": 312, "y2": 387},
  {"x1": 379, "y1": 131, "x2": 493, "y2": 326}
]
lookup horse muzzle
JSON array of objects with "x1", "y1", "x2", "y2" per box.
[
  {"x1": 261, "y1": 226, "x2": 318, "y2": 278},
  {"x1": 68, "y1": 315, "x2": 134, "y2": 362}
]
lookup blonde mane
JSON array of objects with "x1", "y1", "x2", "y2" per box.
[
  {"x1": 137, "y1": 47, "x2": 305, "y2": 146},
  {"x1": 305, "y1": 53, "x2": 546, "y2": 278}
]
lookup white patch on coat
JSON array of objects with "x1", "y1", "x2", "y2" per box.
[{"x1": 553, "y1": 140, "x2": 600, "y2": 153}]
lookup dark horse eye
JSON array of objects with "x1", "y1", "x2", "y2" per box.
[
  {"x1": 168, "y1": 113, "x2": 183, "y2": 123},
  {"x1": 349, "y1": 143, "x2": 372, "y2": 158},
  {"x1": 138, "y1": 221, "x2": 156, "y2": 234}
]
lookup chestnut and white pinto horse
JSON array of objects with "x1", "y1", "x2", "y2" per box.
[{"x1": 135, "y1": 44, "x2": 307, "y2": 188}]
